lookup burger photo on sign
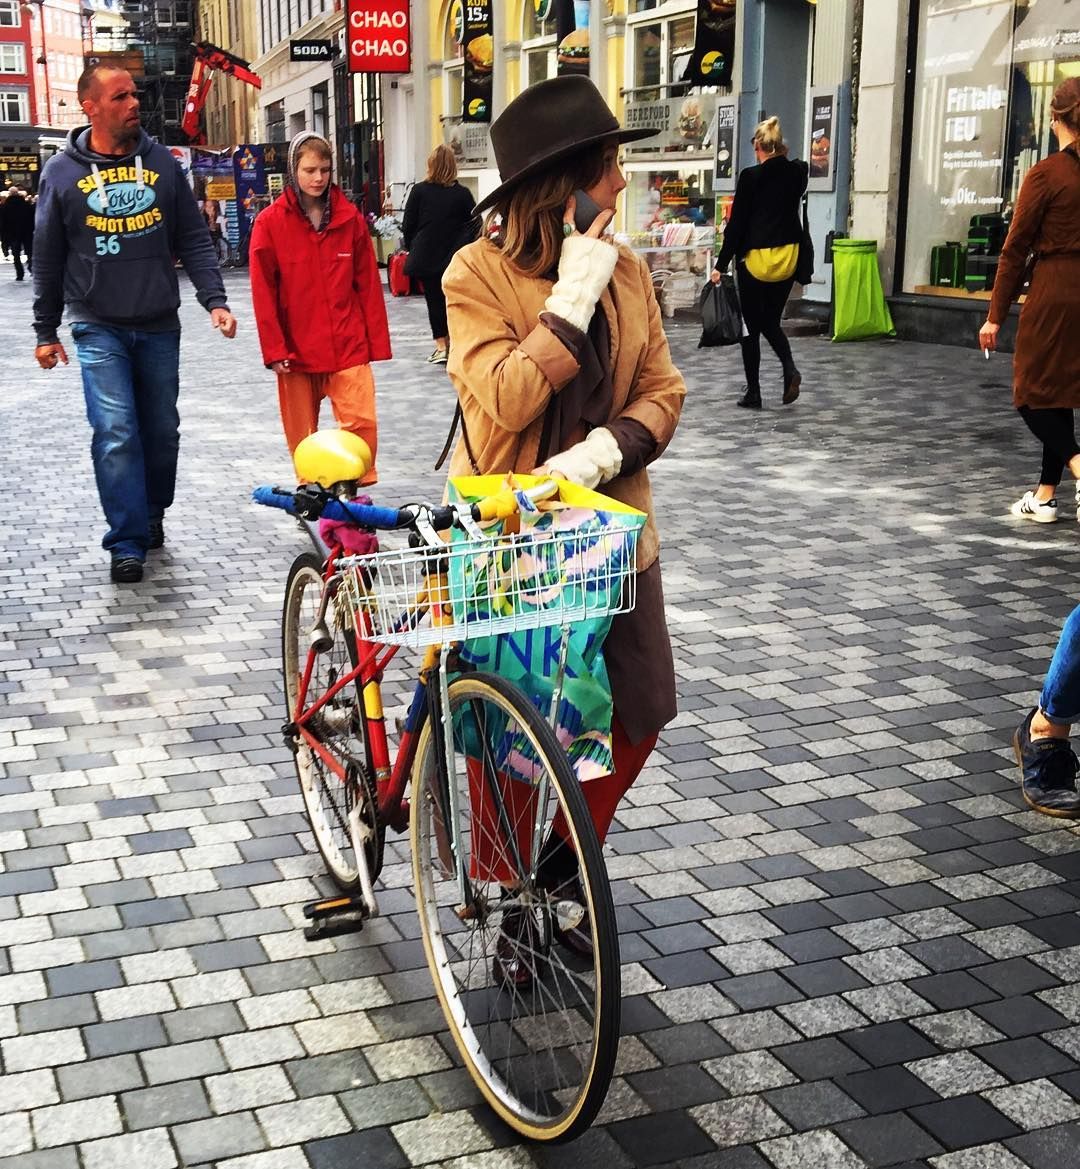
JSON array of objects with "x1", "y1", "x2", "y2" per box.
[
  {"x1": 810, "y1": 128, "x2": 830, "y2": 177},
  {"x1": 700, "y1": 0, "x2": 736, "y2": 33},
  {"x1": 557, "y1": 28, "x2": 590, "y2": 76},
  {"x1": 465, "y1": 33, "x2": 493, "y2": 89}
]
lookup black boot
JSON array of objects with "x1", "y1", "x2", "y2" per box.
[
  {"x1": 782, "y1": 368, "x2": 801, "y2": 405},
  {"x1": 736, "y1": 386, "x2": 762, "y2": 409}
]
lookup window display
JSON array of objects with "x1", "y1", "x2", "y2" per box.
[{"x1": 903, "y1": 0, "x2": 1080, "y2": 298}]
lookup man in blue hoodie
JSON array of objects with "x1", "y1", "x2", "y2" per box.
[{"x1": 32, "y1": 64, "x2": 237, "y2": 583}]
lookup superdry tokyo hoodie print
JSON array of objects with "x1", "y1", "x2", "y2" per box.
[{"x1": 32, "y1": 126, "x2": 228, "y2": 344}]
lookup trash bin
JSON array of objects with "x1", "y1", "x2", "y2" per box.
[{"x1": 831, "y1": 239, "x2": 896, "y2": 342}]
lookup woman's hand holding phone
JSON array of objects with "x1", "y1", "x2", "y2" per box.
[{"x1": 565, "y1": 191, "x2": 614, "y2": 239}]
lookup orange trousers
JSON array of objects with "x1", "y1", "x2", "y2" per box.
[{"x1": 277, "y1": 363, "x2": 378, "y2": 485}]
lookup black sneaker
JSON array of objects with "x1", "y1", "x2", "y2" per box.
[
  {"x1": 1013, "y1": 707, "x2": 1080, "y2": 818},
  {"x1": 736, "y1": 388, "x2": 762, "y2": 409},
  {"x1": 148, "y1": 519, "x2": 165, "y2": 549},
  {"x1": 110, "y1": 555, "x2": 144, "y2": 584}
]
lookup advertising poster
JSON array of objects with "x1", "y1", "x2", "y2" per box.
[
  {"x1": 623, "y1": 93, "x2": 718, "y2": 154},
  {"x1": 461, "y1": 1, "x2": 494, "y2": 122},
  {"x1": 168, "y1": 146, "x2": 192, "y2": 184},
  {"x1": 713, "y1": 99, "x2": 737, "y2": 190},
  {"x1": 233, "y1": 144, "x2": 267, "y2": 241},
  {"x1": 806, "y1": 89, "x2": 836, "y2": 191},
  {"x1": 682, "y1": 0, "x2": 736, "y2": 88},
  {"x1": 555, "y1": 0, "x2": 590, "y2": 77},
  {"x1": 192, "y1": 148, "x2": 239, "y2": 247}
]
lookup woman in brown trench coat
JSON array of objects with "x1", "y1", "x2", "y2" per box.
[
  {"x1": 981, "y1": 78, "x2": 1080, "y2": 524},
  {"x1": 442, "y1": 76, "x2": 686, "y2": 986}
]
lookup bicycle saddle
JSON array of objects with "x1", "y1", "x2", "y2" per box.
[{"x1": 293, "y1": 430, "x2": 372, "y2": 488}]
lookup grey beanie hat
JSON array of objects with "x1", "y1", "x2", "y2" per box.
[{"x1": 288, "y1": 131, "x2": 333, "y2": 179}]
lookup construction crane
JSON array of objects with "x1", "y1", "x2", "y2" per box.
[{"x1": 181, "y1": 42, "x2": 261, "y2": 143}]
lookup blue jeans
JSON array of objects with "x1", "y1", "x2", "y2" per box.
[
  {"x1": 72, "y1": 323, "x2": 181, "y2": 560},
  {"x1": 1041, "y1": 603, "x2": 1080, "y2": 725}
]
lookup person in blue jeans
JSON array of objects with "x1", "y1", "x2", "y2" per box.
[
  {"x1": 1014, "y1": 604, "x2": 1080, "y2": 817},
  {"x1": 31, "y1": 63, "x2": 237, "y2": 583}
]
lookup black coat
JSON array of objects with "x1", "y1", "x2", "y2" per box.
[
  {"x1": 716, "y1": 156, "x2": 808, "y2": 271},
  {"x1": 401, "y1": 181, "x2": 477, "y2": 276},
  {"x1": 1, "y1": 192, "x2": 34, "y2": 250}
]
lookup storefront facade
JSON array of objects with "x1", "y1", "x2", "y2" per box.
[{"x1": 852, "y1": 0, "x2": 1079, "y2": 344}]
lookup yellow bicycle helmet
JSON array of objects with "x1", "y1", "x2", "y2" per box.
[{"x1": 293, "y1": 430, "x2": 372, "y2": 487}]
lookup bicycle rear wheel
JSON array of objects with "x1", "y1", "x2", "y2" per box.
[
  {"x1": 282, "y1": 552, "x2": 383, "y2": 890},
  {"x1": 410, "y1": 671, "x2": 620, "y2": 1142}
]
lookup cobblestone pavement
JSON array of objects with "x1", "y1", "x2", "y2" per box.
[{"x1": 3, "y1": 261, "x2": 1080, "y2": 1169}]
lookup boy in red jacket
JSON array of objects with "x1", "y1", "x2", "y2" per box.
[{"x1": 249, "y1": 132, "x2": 391, "y2": 483}]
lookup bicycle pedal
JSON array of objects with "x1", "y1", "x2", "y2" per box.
[{"x1": 302, "y1": 894, "x2": 368, "y2": 940}]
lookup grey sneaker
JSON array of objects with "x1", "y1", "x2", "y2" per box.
[{"x1": 1013, "y1": 707, "x2": 1080, "y2": 818}]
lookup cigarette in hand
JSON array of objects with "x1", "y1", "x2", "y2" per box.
[{"x1": 983, "y1": 348, "x2": 991, "y2": 360}]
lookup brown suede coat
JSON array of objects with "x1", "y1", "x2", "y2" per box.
[
  {"x1": 442, "y1": 238, "x2": 687, "y2": 570},
  {"x1": 990, "y1": 146, "x2": 1080, "y2": 409}
]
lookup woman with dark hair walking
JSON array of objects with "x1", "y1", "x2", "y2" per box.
[
  {"x1": 710, "y1": 115, "x2": 808, "y2": 409},
  {"x1": 981, "y1": 78, "x2": 1080, "y2": 525},
  {"x1": 401, "y1": 145, "x2": 478, "y2": 364}
]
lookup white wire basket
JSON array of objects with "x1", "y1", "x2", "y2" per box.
[{"x1": 338, "y1": 522, "x2": 640, "y2": 650}]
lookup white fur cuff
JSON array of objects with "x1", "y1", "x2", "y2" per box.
[{"x1": 544, "y1": 235, "x2": 619, "y2": 332}]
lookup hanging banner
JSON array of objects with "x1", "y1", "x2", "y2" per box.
[
  {"x1": 346, "y1": 0, "x2": 411, "y2": 73},
  {"x1": 555, "y1": 0, "x2": 590, "y2": 77},
  {"x1": 682, "y1": 0, "x2": 736, "y2": 88},
  {"x1": 233, "y1": 144, "x2": 267, "y2": 240},
  {"x1": 461, "y1": 1, "x2": 494, "y2": 122}
]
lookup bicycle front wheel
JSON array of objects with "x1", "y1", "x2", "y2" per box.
[
  {"x1": 410, "y1": 671, "x2": 620, "y2": 1142},
  {"x1": 282, "y1": 552, "x2": 382, "y2": 890}
]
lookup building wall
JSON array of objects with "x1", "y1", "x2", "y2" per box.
[
  {"x1": 197, "y1": 0, "x2": 261, "y2": 146},
  {"x1": 0, "y1": 0, "x2": 35, "y2": 142}
]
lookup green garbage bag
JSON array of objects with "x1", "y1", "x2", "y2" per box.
[{"x1": 832, "y1": 239, "x2": 896, "y2": 342}]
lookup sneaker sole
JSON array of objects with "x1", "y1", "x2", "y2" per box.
[
  {"x1": 1009, "y1": 503, "x2": 1057, "y2": 523},
  {"x1": 1012, "y1": 727, "x2": 1080, "y2": 818}
]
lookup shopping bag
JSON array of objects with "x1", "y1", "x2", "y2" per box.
[
  {"x1": 698, "y1": 275, "x2": 742, "y2": 347},
  {"x1": 446, "y1": 474, "x2": 645, "y2": 782}
]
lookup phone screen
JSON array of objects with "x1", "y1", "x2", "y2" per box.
[{"x1": 573, "y1": 189, "x2": 603, "y2": 234}]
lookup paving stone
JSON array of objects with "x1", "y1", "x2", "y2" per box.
[
  {"x1": 121, "y1": 1080, "x2": 212, "y2": 1129},
  {"x1": 172, "y1": 1113, "x2": 266, "y2": 1163}
]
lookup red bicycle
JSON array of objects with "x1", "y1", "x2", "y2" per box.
[{"x1": 253, "y1": 445, "x2": 639, "y2": 1142}]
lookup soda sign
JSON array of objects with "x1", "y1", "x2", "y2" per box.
[{"x1": 347, "y1": 0, "x2": 411, "y2": 73}]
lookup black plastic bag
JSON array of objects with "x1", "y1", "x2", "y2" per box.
[
  {"x1": 795, "y1": 197, "x2": 814, "y2": 286},
  {"x1": 698, "y1": 275, "x2": 742, "y2": 347}
]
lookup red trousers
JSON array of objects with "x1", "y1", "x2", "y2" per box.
[
  {"x1": 277, "y1": 363, "x2": 378, "y2": 485},
  {"x1": 467, "y1": 718, "x2": 657, "y2": 882}
]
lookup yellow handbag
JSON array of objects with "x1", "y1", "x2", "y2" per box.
[{"x1": 744, "y1": 243, "x2": 799, "y2": 282}]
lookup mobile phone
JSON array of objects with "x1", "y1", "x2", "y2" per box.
[{"x1": 573, "y1": 188, "x2": 604, "y2": 234}]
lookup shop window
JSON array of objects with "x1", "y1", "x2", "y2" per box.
[
  {"x1": 0, "y1": 1, "x2": 20, "y2": 28},
  {"x1": 625, "y1": 164, "x2": 716, "y2": 235},
  {"x1": 0, "y1": 89, "x2": 28, "y2": 123},
  {"x1": 0, "y1": 43, "x2": 24, "y2": 74},
  {"x1": 443, "y1": 1, "x2": 465, "y2": 61},
  {"x1": 266, "y1": 98, "x2": 286, "y2": 144},
  {"x1": 902, "y1": 0, "x2": 1080, "y2": 298},
  {"x1": 628, "y1": 4, "x2": 711, "y2": 99}
]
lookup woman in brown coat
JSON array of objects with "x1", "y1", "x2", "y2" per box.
[
  {"x1": 981, "y1": 78, "x2": 1080, "y2": 524},
  {"x1": 442, "y1": 76, "x2": 686, "y2": 984}
]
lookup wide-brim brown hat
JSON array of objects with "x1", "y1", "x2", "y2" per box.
[{"x1": 475, "y1": 75, "x2": 655, "y2": 214}]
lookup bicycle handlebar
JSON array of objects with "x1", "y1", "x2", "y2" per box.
[{"x1": 251, "y1": 478, "x2": 559, "y2": 538}]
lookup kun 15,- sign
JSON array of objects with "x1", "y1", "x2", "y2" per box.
[{"x1": 346, "y1": 0, "x2": 411, "y2": 73}]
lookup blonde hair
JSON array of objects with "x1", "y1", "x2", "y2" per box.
[
  {"x1": 485, "y1": 146, "x2": 606, "y2": 278},
  {"x1": 427, "y1": 144, "x2": 458, "y2": 186},
  {"x1": 1051, "y1": 78, "x2": 1080, "y2": 136},
  {"x1": 753, "y1": 116, "x2": 787, "y2": 157}
]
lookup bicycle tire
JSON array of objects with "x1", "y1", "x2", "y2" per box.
[
  {"x1": 282, "y1": 552, "x2": 384, "y2": 890},
  {"x1": 410, "y1": 671, "x2": 620, "y2": 1142}
]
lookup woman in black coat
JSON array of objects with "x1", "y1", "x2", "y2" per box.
[
  {"x1": 401, "y1": 146, "x2": 478, "y2": 364},
  {"x1": 711, "y1": 116, "x2": 808, "y2": 409}
]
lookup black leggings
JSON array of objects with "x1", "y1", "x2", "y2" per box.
[
  {"x1": 418, "y1": 269, "x2": 448, "y2": 341},
  {"x1": 1018, "y1": 406, "x2": 1080, "y2": 487},
  {"x1": 737, "y1": 267, "x2": 796, "y2": 389}
]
